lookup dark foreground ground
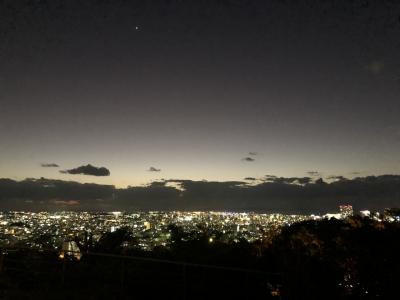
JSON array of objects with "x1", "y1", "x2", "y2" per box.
[{"x1": 0, "y1": 217, "x2": 400, "y2": 299}]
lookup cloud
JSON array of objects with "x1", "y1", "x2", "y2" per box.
[
  {"x1": 244, "y1": 177, "x2": 257, "y2": 181},
  {"x1": 296, "y1": 177, "x2": 313, "y2": 185},
  {"x1": 2, "y1": 175, "x2": 400, "y2": 213},
  {"x1": 327, "y1": 175, "x2": 348, "y2": 181},
  {"x1": 148, "y1": 167, "x2": 161, "y2": 172},
  {"x1": 41, "y1": 163, "x2": 59, "y2": 168},
  {"x1": 349, "y1": 172, "x2": 361, "y2": 175},
  {"x1": 53, "y1": 200, "x2": 80, "y2": 206},
  {"x1": 242, "y1": 157, "x2": 255, "y2": 162},
  {"x1": 264, "y1": 176, "x2": 312, "y2": 185},
  {"x1": 0, "y1": 178, "x2": 114, "y2": 210},
  {"x1": 248, "y1": 152, "x2": 258, "y2": 156},
  {"x1": 61, "y1": 164, "x2": 110, "y2": 176},
  {"x1": 307, "y1": 171, "x2": 320, "y2": 177}
]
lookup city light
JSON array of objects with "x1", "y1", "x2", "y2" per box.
[{"x1": 0, "y1": 206, "x2": 385, "y2": 252}]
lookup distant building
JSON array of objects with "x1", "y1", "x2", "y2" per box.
[
  {"x1": 339, "y1": 205, "x2": 353, "y2": 218},
  {"x1": 144, "y1": 221, "x2": 151, "y2": 230},
  {"x1": 359, "y1": 210, "x2": 371, "y2": 218},
  {"x1": 60, "y1": 241, "x2": 82, "y2": 260},
  {"x1": 323, "y1": 213, "x2": 342, "y2": 220},
  {"x1": 323, "y1": 205, "x2": 354, "y2": 220}
]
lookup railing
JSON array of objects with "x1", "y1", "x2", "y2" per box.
[{"x1": 0, "y1": 248, "x2": 283, "y2": 299}]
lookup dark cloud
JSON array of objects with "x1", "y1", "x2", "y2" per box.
[
  {"x1": 296, "y1": 177, "x2": 313, "y2": 185},
  {"x1": 327, "y1": 175, "x2": 348, "y2": 181},
  {"x1": 41, "y1": 163, "x2": 59, "y2": 168},
  {"x1": 148, "y1": 167, "x2": 161, "y2": 172},
  {"x1": 2, "y1": 175, "x2": 400, "y2": 213},
  {"x1": 0, "y1": 178, "x2": 114, "y2": 211},
  {"x1": 244, "y1": 177, "x2": 257, "y2": 181},
  {"x1": 349, "y1": 172, "x2": 361, "y2": 175},
  {"x1": 264, "y1": 176, "x2": 312, "y2": 185},
  {"x1": 307, "y1": 171, "x2": 320, "y2": 177},
  {"x1": 61, "y1": 164, "x2": 110, "y2": 176},
  {"x1": 248, "y1": 152, "x2": 258, "y2": 156},
  {"x1": 242, "y1": 157, "x2": 255, "y2": 162},
  {"x1": 315, "y1": 178, "x2": 327, "y2": 185},
  {"x1": 53, "y1": 200, "x2": 80, "y2": 206}
]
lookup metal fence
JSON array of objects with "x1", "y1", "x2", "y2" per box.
[{"x1": 0, "y1": 249, "x2": 283, "y2": 299}]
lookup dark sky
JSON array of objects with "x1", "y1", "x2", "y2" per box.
[{"x1": 1, "y1": 0, "x2": 400, "y2": 187}]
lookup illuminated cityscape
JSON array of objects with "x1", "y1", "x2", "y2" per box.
[
  {"x1": 0, "y1": 205, "x2": 386, "y2": 253},
  {"x1": 0, "y1": 211, "x2": 308, "y2": 250}
]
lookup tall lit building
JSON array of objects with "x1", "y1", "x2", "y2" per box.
[
  {"x1": 339, "y1": 205, "x2": 353, "y2": 218},
  {"x1": 144, "y1": 221, "x2": 151, "y2": 230},
  {"x1": 60, "y1": 241, "x2": 82, "y2": 260}
]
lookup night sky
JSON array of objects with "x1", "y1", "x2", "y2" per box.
[{"x1": 1, "y1": 0, "x2": 400, "y2": 189}]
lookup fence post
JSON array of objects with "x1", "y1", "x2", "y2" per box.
[
  {"x1": 0, "y1": 253, "x2": 3, "y2": 274},
  {"x1": 61, "y1": 258, "x2": 66, "y2": 286},
  {"x1": 120, "y1": 258, "x2": 125, "y2": 291},
  {"x1": 245, "y1": 271, "x2": 249, "y2": 300},
  {"x1": 182, "y1": 264, "x2": 187, "y2": 300}
]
